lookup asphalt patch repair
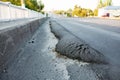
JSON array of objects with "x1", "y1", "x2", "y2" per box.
[{"x1": 49, "y1": 20, "x2": 108, "y2": 64}]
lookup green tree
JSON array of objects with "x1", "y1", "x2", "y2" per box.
[
  {"x1": 1, "y1": 0, "x2": 44, "y2": 12},
  {"x1": 94, "y1": 9, "x2": 98, "y2": 16},
  {"x1": 97, "y1": 0, "x2": 112, "y2": 8},
  {"x1": 1, "y1": 0, "x2": 10, "y2": 2},
  {"x1": 54, "y1": 10, "x2": 65, "y2": 15},
  {"x1": 72, "y1": 5, "x2": 82, "y2": 17},
  {"x1": 37, "y1": 0, "x2": 44, "y2": 12},
  {"x1": 72, "y1": 5, "x2": 93, "y2": 17},
  {"x1": 25, "y1": 0, "x2": 38, "y2": 11},
  {"x1": 25, "y1": 0, "x2": 44, "y2": 12},
  {"x1": 104, "y1": 0, "x2": 112, "y2": 6},
  {"x1": 97, "y1": 0, "x2": 103, "y2": 8},
  {"x1": 10, "y1": 0, "x2": 21, "y2": 6},
  {"x1": 66, "y1": 8, "x2": 72, "y2": 17},
  {"x1": 86, "y1": 9, "x2": 94, "y2": 16},
  {"x1": 1, "y1": 0, "x2": 21, "y2": 6}
]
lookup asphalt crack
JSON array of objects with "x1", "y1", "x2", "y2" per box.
[{"x1": 50, "y1": 20, "x2": 109, "y2": 64}]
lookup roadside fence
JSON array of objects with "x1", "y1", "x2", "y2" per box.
[{"x1": 0, "y1": 1, "x2": 44, "y2": 21}]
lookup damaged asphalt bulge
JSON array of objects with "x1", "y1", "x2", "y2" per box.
[
  {"x1": 49, "y1": 20, "x2": 120, "y2": 80},
  {"x1": 50, "y1": 20, "x2": 108, "y2": 64}
]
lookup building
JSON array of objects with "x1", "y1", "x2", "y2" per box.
[{"x1": 98, "y1": 6, "x2": 120, "y2": 17}]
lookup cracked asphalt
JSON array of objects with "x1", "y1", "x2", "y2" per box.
[
  {"x1": 0, "y1": 19, "x2": 99, "y2": 80},
  {"x1": 50, "y1": 21, "x2": 108, "y2": 64},
  {"x1": 49, "y1": 17, "x2": 120, "y2": 80},
  {"x1": 1, "y1": 17, "x2": 120, "y2": 80}
]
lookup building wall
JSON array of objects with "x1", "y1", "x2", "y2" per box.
[{"x1": 98, "y1": 7, "x2": 120, "y2": 17}]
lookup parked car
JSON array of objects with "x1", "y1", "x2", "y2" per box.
[{"x1": 102, "y1": 13, "x2": 109, "y2": 17}]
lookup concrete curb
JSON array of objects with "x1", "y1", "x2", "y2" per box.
[{"x1": 0, "y1": 18, "x2": 47, "y2": 72}]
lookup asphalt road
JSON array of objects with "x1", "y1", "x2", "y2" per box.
[
  {"x1": 0, "y1": 19, "x2": 99, "y2": 80},
  {"x1": 50, "y1": 17, "x2": 120, "y2": 80},
  {"x1": 52, "y1": 18, "x2": 120, "y2": 65},
  {"x1": 1, "y1": 18, "x2": 120, "y2": 80}
]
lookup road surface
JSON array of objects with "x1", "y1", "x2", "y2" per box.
[
  {"x1": 50, "y1": 17, "x2": 120, "y2": 80},
  {"x1": 1, "y1": 18, "x2": 120, "y2": 80},
  {"x1": 0, "y1": 19, "x2": 99, "y2": 80},
  {"x1": 51, "y1": 18, "x2": 120, "y2": 65}
]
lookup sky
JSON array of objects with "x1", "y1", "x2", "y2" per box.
[{"x1": 40, "y1": 0, "x2": 120, "y2": 11}]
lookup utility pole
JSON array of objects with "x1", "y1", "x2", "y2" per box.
[{"x1": 21, "y1": 0, "x2": 25, "y2": 8}]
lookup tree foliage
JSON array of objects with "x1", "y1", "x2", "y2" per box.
[
  {"x1": 25, "y1": 0, "x2": 44, "y2": 12},
  {"x1": 97, "y1": 0, "x2": 112, "y2": 8},
  {"x1": 94, "y1": 9, "x2": 98, "y2": 16},
  {"x1": 54, "y1": 10, "x2": 65, "y2": 15},
  {"x1": 72, "y1": 5, "x2": 94, "y2": 17},
  {"x1": 25, "y1": 0, "x2": 37, "y2": 11},
  {"x1": 66, "y1": 9, "x2": 72, "y2": 17},
  {"x1": 1, "y1": 0, "x2": 44, "y2": 12},
  {"x1": 54, "y1": 5, "x2": 95, "y2": 17},
  {"x1": 1, "y1": 0, "x2": 21, "y2": 6},
  {"x1": 37, "y1": 0, "x2": 44, "y2": 12},
  {"x1": 54, "y1": 9, "x2": 72, "y2": 17}
]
